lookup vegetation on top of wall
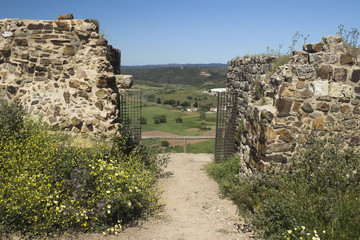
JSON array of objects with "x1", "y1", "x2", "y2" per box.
[
  {"x1": 337, "y1": 24, "x2": 360, "y2": 56},
  {"x1": 206, "y1": 133, "x2": 360, "y2": 240},
  {"x1": 0, "y1": 101, "x2": 165, "y2": 238}
]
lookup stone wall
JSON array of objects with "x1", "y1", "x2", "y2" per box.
[
  {"x1": 0, "y1": 14, "x2": 133, "y2": 134},
  {"x1": 227, "y1": 35, "x2": 360, "y2": 174}
]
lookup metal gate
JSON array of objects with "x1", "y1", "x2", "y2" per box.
[
  {"x1": 120, "y1": 89, "x2": 142, "y2": 140},
  {"x1": 214, "y1": 92, "x2": 238, "y2": 162}
]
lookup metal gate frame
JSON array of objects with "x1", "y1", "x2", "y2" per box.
[
  {"x1": 214, "y1": 92, "x2": 238, "y2": 162},
  {"x1": 120, "y1": 89, "x2": 142, "y2": 140}
]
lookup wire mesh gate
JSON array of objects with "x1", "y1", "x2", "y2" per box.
[
  {"x1": 214, "y1": 92, "x2": 238, "y2": 162},
  {"x1": 120, "y1": 89, "x2": 142, "y2": 140}
]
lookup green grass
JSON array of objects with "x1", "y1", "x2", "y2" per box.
[
  {"x1": 171, "y1": 140, "x2": 215, "y2": 154},
  {"x1": 141, "y1": 105, "x2": 216, "y2": 136}
]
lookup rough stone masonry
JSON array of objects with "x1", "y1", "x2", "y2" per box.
[
  {"x1": 0, "y1": 14, "x2": 133, "y2": 134},
  {"x1": 227, "y1": 35, "x2": 360, "y2": 174}
]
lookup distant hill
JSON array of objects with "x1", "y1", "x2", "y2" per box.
[
  {"x1": 122, "y1": 63, "x2": 227, "y2": 69},
  {"x1": 122, "y1": 64, "x2": 227, "y2": 87}
]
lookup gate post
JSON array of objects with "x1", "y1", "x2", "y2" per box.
[
  {"x1": 214, "y1": 92, "x2": 238, "y2": 162},
  {"x1": 120, "y1": 89, "x2": 142, "y2": 140}
]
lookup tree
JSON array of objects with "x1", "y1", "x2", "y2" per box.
[
  {"x1": 161, "y1": 140, "x2": 169, "y2": 147},
  {"x1": 157, "y1": 98, "x2": 161, "y2": 104},
  {"x1": 193, "y1": 101, "x2": 198, "y2": 108},
  {"x1": 180, "y1": 101, "x2": 190, "y2": 107},
  {"x1": 153, "y1": 115, "x2": 167, "y2": 124},
  {"x1": 175, "y1": 117, "x2": 183, "y2": 123}
]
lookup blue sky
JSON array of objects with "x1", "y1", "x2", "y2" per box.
[{"x1": 2, "y1": 0, "x2": 360, "y2": 65}]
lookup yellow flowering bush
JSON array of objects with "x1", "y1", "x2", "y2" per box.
[{"x1": 0, "y1": 102, "x2": 161, "y2": 237}]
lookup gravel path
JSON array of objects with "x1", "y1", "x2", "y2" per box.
[{"x1": 117, "y1": 153, "x2": 252, "y2": 240}]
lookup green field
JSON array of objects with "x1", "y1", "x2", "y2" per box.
[
  {"x1": 141, "y1": 104, "x2": 216, "y2": 136},
  {"x1": 132, "y1": 83, "x2": 219, "y2": 153},
  {"x1": 135, "y1": 84, "x2": 218, "y2": 107}
]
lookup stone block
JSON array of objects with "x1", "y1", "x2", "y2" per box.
[
  {"x1": 260, "y1": 109, "x2": 274, "y2": 122},
  {"x1": 95, "y1": 101, "x2": 104, "y2": 111},
  {"x1": 280, "y1": 83, "x2": 295, "y2": 97},
  {"x1": 294, "y1": 64, "x2": 314, "y2": 79},
  {"x1": 14, "y1": 38, "x2": 28, "y2": 46},
  {"x1": 293, "y1": 101, "x2": 302, "y2": 112},
  {"x1": 265, "y1": 127, "x2": 277, "y2": 139},
  {"x1": 95, "y1": 90, "x2": 107, "y2": 98},
  {"x1": 63, "y1": 45, "x2": 75, "y2": 56},
  {"x1": 301, "y1": 102, "x2": 314, "y2": 113},
  {"x1": 296, "y1": 81, "x2": 305, "y2": 89},
  {"x1": 116, "y1": 75, "x2": 132, "y2": 89},
  {"x1": 312, "y1": 117, "x2": 324, "y2": 129},
  {"x1": 316, "y1": 65, "x2": 332, "y2": 79},
  {"x1": 297, "y1": 85, "x2": 314, "y2": 99},
  {"x1": 322, "y1": 35, "x2": 342, "y2": 44},
  {"x1": 96, "y1": 74, "x2": 115, "y2": 88},
  {"x1": 344, "y1": 119, "x2": 357, "y2": 129},
  {"x1": 278, "y1": 129, "x2": 293, "y2": 143},
  {"x1": 58, "y1": 13, "x2": 74, "y2": 20},
  {"x1": 354, "y1": 106, "x2": 360, "y2": 115},
  {"x1": 329, "y1": 83, "x2": 353, "y2": 98},
  {"x1": 265, "y1": 154, "x2": 288, "y2": 163},
  {"x1": 76, "y1": 70, "x2": 88, "y2": 79},
  {"x1": 71, "y1": 116, "x2": 82, "y2": 128},
  {"x1": 96, "y1": 38, "x2": 108, "y2": 46},
  {"x1": 351, "y1": 69, "x2": 360, "y2": 83},
  {"x1": 313, "y1": 80, "x2": 328, "y2": 96},
  {"x1": 330, "y1": 103, "x2": 340, "y2": 112},
  {"x1": 267, "y1": 143, "x2": 293, "y2": 154},
  {"x1": 340, "y1": 54, "x2": 354, "y2": 65},
  {"x1": 27, "y1": 23, "x2": 44, "y2": 30},
  {"x1": 303, "y1": 43, "x2": 323, "y2": 53},
  {"x1": 69, "y1": 79, "x2": 92, "y2": 92},
  {"x1": 63, "y1": 92, "x2": 70, "y2": 104},
  {"x1": 51, "y1": 39, "x2": 70, "y2": 46},
  {"x1": 340, "y1": 105, "x2": 351, "y2": 114},
  {"x1": 40, "y1": 58, "x2": 52, "y2": 66},
  {"x1": 317, "y1": 102, "x2": 330, "y2": 112},
  {"x1": 276, "y1": 98, "x2": 293, "y2": 113},
  {"x1": 333, "y1": 67, "x2": 347, "y2": 82}
]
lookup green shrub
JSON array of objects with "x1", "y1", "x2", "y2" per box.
[
  {"x1": 161, "y1": 141, "x2": 169, "y2": 147},
  {"x1": 207, "y1": 134, "x2": 360, "y2": 240},
  {"x1": 153, "y1": 115, "x2": 166, "y2": 124},
  {"x1": 0, "y1": 100, "x2": 25, "y2": 138},
  {"x1": 175, "y1": 117, "x2": 183, "y2": 123},
  {"x1": 0, "y1": 109, "x2": 162, "y2": 237},
  {"x1": 140, "y1": 116, "x2": 147, "y2": 125}
]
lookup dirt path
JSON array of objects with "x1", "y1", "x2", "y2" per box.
[{"x1": 117, "y1": 153, "x2": 252, "y2": 240}]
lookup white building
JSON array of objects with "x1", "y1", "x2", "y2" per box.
[{"x1": 210, "y1": 88, "x2": 226, "y2": 95}]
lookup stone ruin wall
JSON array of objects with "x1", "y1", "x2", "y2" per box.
[
  {"x1": 0, "y1": 14, "x2": 133, "y2": 135},
  {"x1": 227, "y1": 35, "x2": 360, "y2": 174}
]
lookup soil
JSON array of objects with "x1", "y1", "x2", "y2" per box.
[{"x1": 117, "y1": 153, "x2": 252, "y2": 240}]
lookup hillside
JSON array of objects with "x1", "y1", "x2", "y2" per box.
[{"x1": 122, "y1": 64, "x2": 227, "y2": 87}]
